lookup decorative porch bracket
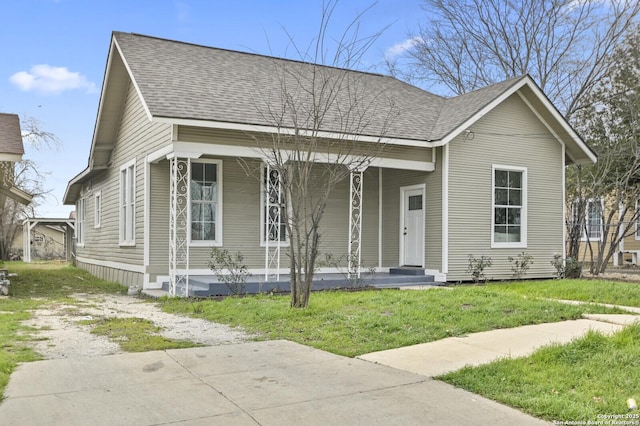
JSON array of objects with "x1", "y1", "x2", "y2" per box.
[
  {"x1": 169, "y1": 157, "x2": 190, "y2": 297},
  {"x1": 348, "y1": 169, "x2": 365, "y2": 279},
  {"x1": 264, "y1": 163, "x2": 282, "y2": 281}
]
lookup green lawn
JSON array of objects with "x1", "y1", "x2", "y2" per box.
[
  {"x1": 158, "y1": 285, "x2": 621, "y2": 357},
  {"x1": 3, "y1": 263, "x2": 640, "y2": 422},
  {"x1": 440, "y1": 325, "x2": 640, "y2": 422},
  {"x1": 488, "y1": 278, "x2": 640, "y2": 307}
]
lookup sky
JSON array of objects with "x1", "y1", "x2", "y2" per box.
[{"x1": 1, "y1": 0, "x2": 424, "y2": 218}]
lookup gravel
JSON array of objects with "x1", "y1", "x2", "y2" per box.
[{"x1": 21, "y1": 293, "x2": 252, "y2": 359}]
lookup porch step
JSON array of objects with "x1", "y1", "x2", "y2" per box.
[
  {"x1": 161, "y1": 272, "x2": 439, "y2": 297},
  {"x1": 389, "y1": 267, "x2": 427, "y2": 276}
]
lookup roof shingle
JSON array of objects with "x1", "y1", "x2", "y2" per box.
[
  {"x1": 114, "y1": 32, "x2": 521, "y2": 142},
  {"x1": 0, "y1": 113, "x2": 25, "y2": 155}
]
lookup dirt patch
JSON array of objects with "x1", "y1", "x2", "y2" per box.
[{"x1": 21, "y1": 293, "x2": 252, "y2": 359}]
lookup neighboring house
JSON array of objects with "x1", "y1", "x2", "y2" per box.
[
  {"x1": 63, "y1": 32, "x2": 596, "y2": 295},
  {"x1": 0, "y1": 113, "x2": 32, "y2": 206},
  {"x1": 16, "y1": 218, "x2": 75, "y2": 262}
]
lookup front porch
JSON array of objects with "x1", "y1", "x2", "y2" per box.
[{"x1": 149, "y1": 269, "x2": 443, "y2": 297}]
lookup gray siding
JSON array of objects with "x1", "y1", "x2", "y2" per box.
[
  {"x1": 425, "y1": 147, "x2": 443, "y2": 271},
  {"x1": 381, "y1": 169, "x2": 431, "y2": 267},
  {"x1": 446, "y1": 94, "x2": 564, "y2": 281},
  {"x1": 76, "y1": 81, "x2": 171, "y2": 286},
  {"x1": 147, "y1": 158, "x2": 381, "y2": 281}
]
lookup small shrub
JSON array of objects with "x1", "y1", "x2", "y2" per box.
[
  {"x1": 208, "y1": 248, "x2": 252, "y2": 295},
  {"x1": 565, "y1": 257, "x2": 583, "y2": 278},
  {"x1": 550, "y1": 254, "x2": 583, "y2": 279},
  {"x1": 508, "y1": 252, "x2": 533, "y2": 279},
  {"x1": 467, "y1": 255, "x2": 493, "y2": 283},
  {"x1": 323, "y1": 252, "x2": 374, "y2": 288}
]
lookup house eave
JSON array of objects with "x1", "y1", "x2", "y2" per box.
[
  {"x1": 153, "y1": 116, "x2": 435, "y2": 148},
  {"x1": 0, "y1": 185, "x2": 32, "y2": 205}
]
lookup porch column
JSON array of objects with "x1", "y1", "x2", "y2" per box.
[
  {"x1": 169, "y1": 156, "x2": 190, "y2": 296},
  {"x1": 348, "y1": 169, "x2": 365, "y2": 278},
  {"x1": 23, "y1": 219, "x2": 33, "y2": 262},
  {"x1": 264, "y1": 163, "x2": 282, "y2": 281}
]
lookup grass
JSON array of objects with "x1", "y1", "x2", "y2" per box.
[
  {"x1": 81, "y1": 317, "x2": 202, "y2": 352},
  {"x1": 6, "y1": 262, "x2": 127, "y2": 298},
  {"x1": 158, "y1": 286, "x2": 621, "y2": 357},
  {"x1": 2, "y1": 263, "x2": 640, "y2": 421},
  {"x1": 488, "y1": 278, "x2": 640, "y2": 307},
  {"x1": 440, "y1": 325, "x2": 640, "y2": 422},
  {"x1": 0, "y1": 262, "x2": 127, "y2": 399}
]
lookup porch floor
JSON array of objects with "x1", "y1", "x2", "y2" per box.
[{"x1": 150, "y1": 272, "x2": 443, "y2": 297}]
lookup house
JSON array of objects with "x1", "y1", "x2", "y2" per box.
[
  {"x1": 63, "y1": 32, "x2": 596, "y2": 295},
  {"x1": 0, "y1": 113, "x2": 32, "y2": 207},
  {"x1": 16, "y1": 218, "x2": 75, "y2": 262}
]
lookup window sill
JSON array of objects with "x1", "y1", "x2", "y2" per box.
[
  {"x1": 190, "y1": 241, "x2": 223, "y2": 247},
  {"x1": 119, "y1": 242, "x2": 136, "y2": 247},
  {"x1": 491, "y1": 242, "x2": 527, "y2": 249}
]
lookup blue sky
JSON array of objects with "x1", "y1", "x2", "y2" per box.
[{"x1": 1, "y1": 0, "x2": 423, "y2": 218}]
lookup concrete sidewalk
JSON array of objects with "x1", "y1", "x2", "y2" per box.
[
  {"x1": 0, "y1": 340, "x2": 546, "y2": 426},
  {"x1": 358, "y1": 315, "x2": 638, "y2": 377}
]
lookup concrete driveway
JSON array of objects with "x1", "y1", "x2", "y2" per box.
[{"x1": 0, "y1": 340, "x2": 545, "y2": 425}]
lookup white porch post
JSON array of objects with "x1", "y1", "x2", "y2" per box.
[
  {"x1": 169, "y1": 156, "x2": 190, "y2": 296},
  {"x1": 23, "y1": 219, "x2": 33, "y2": 262},
  {"x1": 348, "y1": 169, "x2": 364, "y2": 279},
  {"x1": 264, "y1": 163, "x2": 282, "y2": 281}
]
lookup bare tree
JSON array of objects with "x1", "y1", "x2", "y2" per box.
[
  {"x1": 247, "y1": 1, "x2": 398, "y2": 308},
  {"x1": 0, "y1": 159, "x2": 50, "y2": 259},
  {"x1": 401, "y1": 0, "x2": 640, "y2": 118},
  {"x1": 0, "y1": 114, "x2": 59, "y2": 260},
  {"x1": 570, "y1": 26, "x2": 640, "y2": 274}
]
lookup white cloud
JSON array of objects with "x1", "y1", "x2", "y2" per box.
[
  {"x1": 385, "y1": 37, "x2": 423, "y2": 59},
  {"x1": 9, "y1": 64, "x2": 96, "y2": 95}
]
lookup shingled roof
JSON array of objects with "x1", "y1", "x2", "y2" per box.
[
  {"x1": 114, "y1": 32, "x2": 540, "y2": 144},
  {"x1": 0, "y1": 113, "x2": 25, "y2": 157}
]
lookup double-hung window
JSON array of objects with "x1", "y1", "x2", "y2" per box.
[
  {"x1": 492, "y1": 165, "x2": 527, "y2": 248},
  {"x1": 190, "y1": 160, "x2": 222, "y2": 245},
  {"x1": 76, "y1": 198, "x2": 85, "y2": 246},
  {"x1": 120, "y1": 160, "x2": 136, "y2": 245},
  {"x1": 94, "y1": 191, "x2": 102, "y2": 228},
  {"x1": 584, "y1": 199, "x2": 603, "y2": 241},
  {"x1": 261, "y1": 165, "x2": 287, "y2": 245}
]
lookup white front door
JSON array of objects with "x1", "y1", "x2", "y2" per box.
[{"x1": 402, "y1": 187, "x2": 424, "y2": 266}]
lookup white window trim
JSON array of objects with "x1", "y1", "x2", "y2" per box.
[
  {"x1": 581, "y1": 198, "x2": 604, "y2": 242},
  {"x1": 491, "y1": 164, "x2": 527, "y2": 248},
  {"x1": 119, "y1": 159, "x2": 136, "y2": 246},
  {"x1": 635, "y1": 200, "x2": 640, "y2": 241},
  {"x1": 189, "y1": 159, "x2": 223, "y2": 247},
  {"x1": 76, "y1": 198, "x2": 86, "y2": 247},
  {"x1": 260, "y1": 164, "x2": 290, "y2": 247},
  {"x1": 94, "y1": 191, "x2": 102, "y2": 229}
]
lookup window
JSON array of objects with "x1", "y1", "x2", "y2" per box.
[
  {"x1": 492, "y1": 165, "x2": 527, "y2": 248},
  {"x1": 120, "y1": 160, "x2": 136, "y2": 245},
  {"x1": 94, "y1": 191, "x2": 102, "y2": 228},
  {"x1": 190, "y1": 160, "x2": 222, "y2": 244},
  {"x1": 261, "y1": 166, "x2": 287, "y2": 245},
  {"x1": 585, "y1": 199, "x2": 603, "y2": 241},
  {"x1": 77, "y1": 198, "x2": 86, "y2": 246}
]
